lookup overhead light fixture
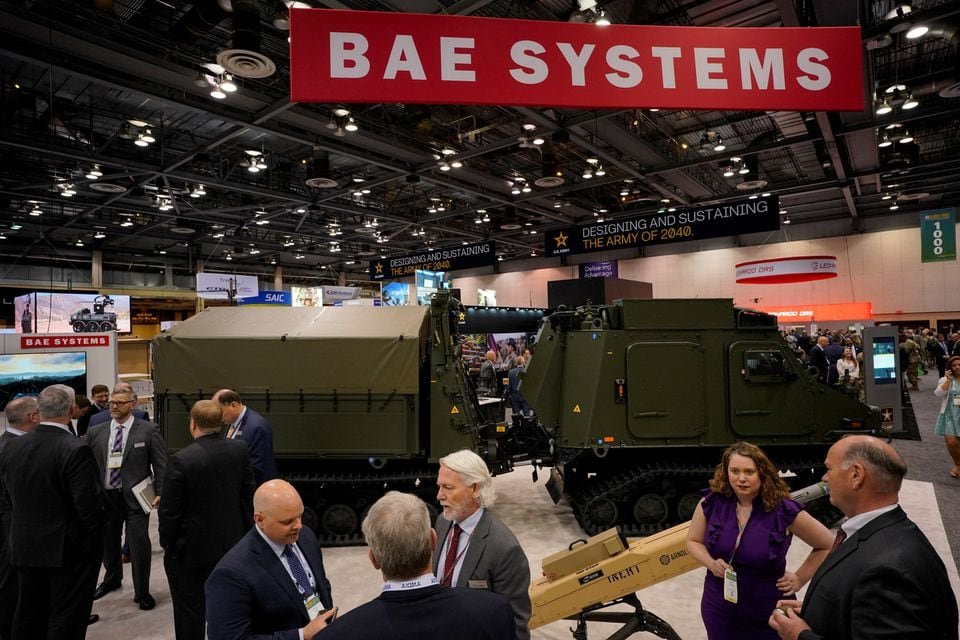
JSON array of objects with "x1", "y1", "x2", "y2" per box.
[
  {"x1": 135, "y1": 133, "x2": 149, "y2": 147},
  {"x1": 890, "y1": 203, "x2": 900, "y2": 210},
  {"x1": 882, "y1": 193, "x2": 892, "y2": 200},
  {"x1": 738, "y1": 164, "x2": 750, "y2": 175},
  {"x1": 713, "y1": 138, "x2": 726, "y2": 152},
  {"x1": 191, "y1": 184, "x2": 206, "y2": 198},
  {"x1": 899, "y1": 130, "x2": 914, "y2": 144},
  {"x1": 220, "y1": 73, "x2": 238, "y2": 92},
  {"x1": 875, "y1": 98, "x2": 892, "y2": 115},
  {"x1": 441, "y1": 147, "x2": 456, "y2": 156},
  {"x1": 905, "y1": 24, "x2": 928, "y2": 39},
  {"x1": 344, "y1": 117, "x2": 359, "y2": 132},
  {"x1": 582, "y1": 169, "x2": 593, "y2": 179},
  {"x1": 75, "y1": 239, "x2": 84, "y2": 247},
  {"x1": 782, "y1": 216, "x2": 791, "y2": 225},
  {"x1": 901, "y1": 93, "x2": 919, "y2": 110},
  {"x1": 439, "y1": 162, "x2": 451, "y2": 172},
  {"x1": 475, "y1": 216, "x2": 483, "y2": 224},
  {"x1": 210, "y1": 83, "x2": 227, "y2": 99},
  {"x1": 878, "y1": 133, "x2": 893, "y2": 148},
  {"x1": 723, "y1": 167, "x2": 735, "y2": 177},
  {"x1": 594, "y1": 166, "x2": 606, "y2": 177},
  {"x1": 86, "y1": 165, "x2": 103, "y2": 180},
  {"x1": 532, "y1": 137, "x2": 545, "y2": 145},
  {"x1": 594, "y1": 8, "x2": 610, "y2": 26},
  {"x1": 332, "y1": 106, "x2": 350, "y2": 117},
  {"x1": 30, "y1": 206, "x2": 42, "y2": 216},
  {"x1": 450, "y1": 159, "x2": 463, "y2": 168},
  {"x1": 60, "y1": 184, "x2": 76, "y2": 197},
  {"x1": 482, "y1": 212, "x2": 490, "y2": 222},
  {"x1": 94, "y1": 231, "x2": 106, "y2": 239}
]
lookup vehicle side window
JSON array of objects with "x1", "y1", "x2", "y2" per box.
[{"x1": 743, "y1": 350, "x2": 785, "y2": 382}]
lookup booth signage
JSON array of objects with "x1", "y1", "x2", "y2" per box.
[
  {"x1": 21, "y1": 335, "x2": 111, "y2": 348},
  {"x1": 757, "y1": 302, "x2": 872, "y2": 322},
  {"x1": 579, "y1": 261, "x2": 618, "y2": 279},
  {"x1": 196, "y1": 273, "x2": 259, "y2": 300},
  {"x1": 920, "y1": 208, "x2": 956, "y2": 263},
  {"x1": 547, "y1": 195, "x2": 778, "y2": 257},
  {"x1": 237, "y1": 291, "x2": 291, "y2": 306},
  {"x1": 370, "y1": 240, "x2": 496, "y2": 280},
  {"x1": 322, "y1": 286, "x2": 361, "y2": 302},
  {"x1": 735, "y1": 255, "x2": 837, "y2": 284},
  {"x1": 290, "y1": 10, "x2": 863, "y2": 112}
]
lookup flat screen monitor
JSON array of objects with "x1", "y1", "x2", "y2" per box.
[
  {"x1": 32, "y1": 293, "x2": 131, "y2": 333},
  {"x1": 0, "y1": 352, "x2": 87, "y2": 411},
  {"x1": 872, "y1": 337, "x2": 898, "y2": 384}
]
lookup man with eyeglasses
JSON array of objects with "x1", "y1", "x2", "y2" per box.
[
  {"x1": 86, "y1": 389, "x2": 167, "y2": 611},
  {"x1": 86, "y1": 382, "x2": 150, "y2": 429}
]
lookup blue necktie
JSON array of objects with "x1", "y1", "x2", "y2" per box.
[
  {"x1": 109, "y1": 424, "x2": 124, "y2": 488},
  {"x1": 283, "y1": 544, "x2": 312, "y2": 595}
]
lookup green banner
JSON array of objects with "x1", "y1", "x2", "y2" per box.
[{"x1": 920, "y1": 208, "x2": 957, "y2": 263}]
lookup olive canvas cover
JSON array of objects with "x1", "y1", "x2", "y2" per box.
[{"x1": 153, "y1": 305, "x2": 429, "y2": 395}]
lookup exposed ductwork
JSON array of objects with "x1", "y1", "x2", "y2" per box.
[
  {"x1": 171, "y1": 0, "x2": 232, "y2": 45},
  {"x1": 305, "y1": 149, "x2": 337, "y2": 189},
  {"x1": 216, "y1": 0, "x2": 277, "y2": 79}
]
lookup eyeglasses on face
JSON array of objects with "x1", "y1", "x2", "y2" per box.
[{"x1": 108, "y1": 400, "x2": 135, "y2": 406}]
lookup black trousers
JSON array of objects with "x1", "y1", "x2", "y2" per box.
[
  {"x1": 13, "y1": 555, "x2": 100, "y2": 640},
  {"x1": 102, "y1": 489, "x2": 151, "y2": 597},
  {"x1": 0, "y1": 546, "x2": 15, "y2": 640},
  {"x1": 164, "y1": 555, "x2": 215, "y2": 640}
]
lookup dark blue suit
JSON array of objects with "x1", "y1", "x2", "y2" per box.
[
  {"x1": 320, "y1": 583, "x2": 514, "y2": 640},
  {"x1": 205, "y1": 526, "x2": 331, "y2": 640},
  {"x1": 799, "y1": 506, "x2": 958, "y2": 640},
  {"x1": 232, "y1": 408, "x2": 278, "y2": 487}
]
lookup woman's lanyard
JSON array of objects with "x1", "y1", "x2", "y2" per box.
[{"x1": 728, "y1": 510, "x2": 750, "y2": 564}]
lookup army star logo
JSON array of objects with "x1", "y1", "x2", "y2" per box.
[
  {"x1": 554, "y1": 231, "x2": 569, "y2": 248},
  {"x1": 374, "y1": 262, "x2": 383, "y2": 275}
]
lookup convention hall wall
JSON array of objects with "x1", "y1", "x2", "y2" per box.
[{"x1": 454, "y1": 226, "x2": 959, "y2": 314}]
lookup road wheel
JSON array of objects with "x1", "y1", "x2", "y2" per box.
[{"x1": 320, "y1": 504, "x2": 358, "y2": 537}]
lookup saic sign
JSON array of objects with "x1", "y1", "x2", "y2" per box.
[{"x1": 290, "y1": 10, "x2": 863, "y2": 112}]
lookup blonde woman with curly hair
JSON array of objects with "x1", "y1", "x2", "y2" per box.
[{"x1": 686, "y1": 442, "x2": 834, "y2": 640}]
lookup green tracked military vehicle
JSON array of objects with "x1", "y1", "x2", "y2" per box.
[
  {"x1": 153, "y1": 292, "x2": 518, "y2": 544},
  {"x1": 519, "y1": 298, "x2": 882, "y2": 536}
]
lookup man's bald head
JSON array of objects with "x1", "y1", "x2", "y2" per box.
[
  {"x1": 4, "y1": 395, "x2": 40, "y2": 431},
  {"x1": 837, "y1": 435, "x2": 907, "y2": 494},
  {"x1": 253, "y1": 480, "x2": 305, "y2": 546}
]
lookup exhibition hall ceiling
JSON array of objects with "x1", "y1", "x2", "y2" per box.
[{"x1": 1, "y1": 0, "x2": 959, "y2": 283}]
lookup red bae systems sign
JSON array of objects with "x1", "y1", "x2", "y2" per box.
[
  {"x1": 289, "y1": 10, "x2": 864, "y2": 112},
  {"x1": 21, "y1": 335, "x2": 111, "y2": 349}
]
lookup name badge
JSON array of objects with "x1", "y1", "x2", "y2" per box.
[
  {"x1": 723, "y1": 568, "x2": 738, "y2": 603},
  {"x1": 467, "y1": 579, "x2": 489, "y2": 589},
  {"x1": 304, "y1": 593, "x2": 324, "y2": 619},
  {"x1": 134, "y1": 442, "x2": 145, "y2": 448},
  {"x1": 953, "y1": 397, "x2": 960, "y2": 407},
  {"x1": 107, "y1": 451, "x2": 123, "y2": 470}
]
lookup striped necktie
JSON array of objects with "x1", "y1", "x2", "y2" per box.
[{"x1": 109, "y1": 424, "x2": 124, "y2": 488}]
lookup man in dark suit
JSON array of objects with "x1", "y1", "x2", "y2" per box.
[
  {"x1": 770, "y1": 435, "x2": 958, "y2": 640},
  {"x1": 433, "y1": 449, "x2": 531, "y2": 640},
  {"x1": 86, "y1": 388, "x2": 168, "y2": 610},
  {"x1": 0, "y1": 385, "x2": 108, "y2": 640},
  {"x1": 932, "y1": 333, "x2": 951, "y2": 378},
  {"x1": 212, "y1": 389, "x2": 278, "y2": 486},
  {"x1": 823, "y1": 334, "x2": 845, "y2": 386},
  {"x1": 159, "y1": 399, "x2": 256, "y2": 640},
  {"x1": 808, "y1": 336, "x2": 829, "y2": 384},
  {"x1": 0, "y1": 396, "x2": 41, "y2": 640},
  {"x1": 205, "y1": 480, "x2": 335, "y2": 640},
  {"x1": 77, "y1": 384, "x2": 110, "y2": 436},
  {"x1": 322, "y1": 491, "x2": 514, "y2": 640}
]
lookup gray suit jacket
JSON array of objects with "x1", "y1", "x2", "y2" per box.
[
  {"x1": 86, "y1": 417, "x2": 168, "y2": 511},
  {"x1": 433, "y1": 509, "x2": 531, "y2": 640}
]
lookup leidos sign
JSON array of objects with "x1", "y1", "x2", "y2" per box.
[{"x1": 290, "y1": 10, "x2": 863, "y2": 112}]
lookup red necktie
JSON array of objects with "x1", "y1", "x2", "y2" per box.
[
  {"x1": 829, "y1": 527, "x2": 847, "y2": 554},
  {"x1": 440, "y1": 523, "x2": 462, "y2": 587}
]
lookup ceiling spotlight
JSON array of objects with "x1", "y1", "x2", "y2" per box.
[
  {"x1": 439, "y1": 162, "x2": 451, "y2": 172},
  {"x1": 878, "y1": 133, "x2": 893, "y2": 148},
  {"x1": 482, "y1": 212, "x2": 490, "y2": 222},
  {"x1": 247, "y1": 163, "x2": 260, "y2": 173},
  {"x1": 905, "y1": 24, "x2": 928, "y2": 39},
  {"x1": 595, "y1": 166, "x2": 606, "y2": 177},
  {"x1": 582, "y1": 169, "x2": 593, "y2": 179},
  {"x1": 61, "y1": 185, "x2": 76, "y2": 197},
  {"x1": 332, "y1": 106, "x2": 350, "y2": 117},
  {"x1": 441, "y1": 147, "x2": 456, "y2": 156},
  {"x1": 140, "y1": 129, "x2": 155, "y2": 144},
  {"x1": 882, "y1": 194, "x2": 892, "y2": 200},
  {"x1": 723, "y1": 167, "x2": 735, "y2": 177},
  {"x1": 890, "y1": 203, "x2": 900, "y2": 210},
  {"x1": 901, "y1": 93, "x2": 919, "y2": 110},
  {"x1": 194, "y1": 70, "x2": 209, "y2": 88},
  {"x1": 94, "y1": 231, "x2": 106, "y2": 239},
  {"x1": 475, "y1": 216, "x2": 483, "y2": 224},
  {"x1": 29, "y1": 206, "x2": 42, "y2": 216},
  {"x1": 594, "y1": 8, "x2": 610, "y2": 26},
  {"x1": 210, "y1": 83, "x2": 227, "y2": 99},
  {"x1": 134, "y1": 133, "x2": 149, "y2": 147},
  {"x1": 75, "y1": 239, "x2": 84, "y2": 247},
  {"x1": 120, "y1": 220, "x2": 134, "y2": 227},
  {"x1": 191, "y1": 184, "x2": 206, "y2": 198},
  {"x1": 532, "y1": 137, "x2": 545, "y2": 145},
  {"x1": 713, "y1": 138, "x2": 726, "y2": 152},
  {"x1": 220, "y1": 73, "x2": 238, "y2": 92},
  {"x1": 344, "y1": 117, "x2": 359, "y2": 132},
  {"x1": 782, "y1": 216, "x2": 791, "y2": 225},
  {"x1": 86, "y1": 165, "x2": 103, "y2": 180},
  {"x1": 511, "y1": 186, "x2": 521, "y2": 194},
  {"x1": 225, "y1": 254, "x2": 233, "y2": 261},
  {"x1": 738, "y1": 164, "x2": 750, "y2": 175},
  {"x1": 450, "y1": 160, "x2": 463, "y2": 168},
  {"x1": 899, "y1": 130, "x2": 914, "y2": 144},
  {"x1": 875, "y1": 98, "x2": 893, "y2": 115},
  {"x1": 256, "y1": 158, "x2": 268, "y2": 170}
]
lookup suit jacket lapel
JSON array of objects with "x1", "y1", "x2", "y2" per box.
[
  {"x1": 456, "y1": 510, "x2": 490, "y2": 587},
  {"x1": 251, "y1": 531, "x2": 308, "y2": 620},
  {"x1": 122, "y1": 419, "x2": 139, "y2": 461},
  {"x1": 433, "y1": 518, "x2": 451, "y2": 573}
]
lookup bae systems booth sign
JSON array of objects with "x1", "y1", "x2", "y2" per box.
[
  {"x1": 546, "y1": 195, "x2": 779, "y2": 257},
  {"x1": 370, "y1": 240, "x2": 496, "y2": 280},
  {"x1": 289, "y1": 10, "x2": 863, "y2": 112}
]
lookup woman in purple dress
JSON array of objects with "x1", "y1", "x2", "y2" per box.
[{"x1": 686, "y1": 442, "x2": 834, "y2": 640}]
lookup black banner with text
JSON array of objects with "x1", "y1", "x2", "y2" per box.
[
  {"x1": 370, "y1": 240, "x2": 496, "y2": 280},
  {"x1": 545, "y1": 195, "x2": 780, "y2": 257}
]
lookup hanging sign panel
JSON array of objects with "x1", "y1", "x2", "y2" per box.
[
  {"x1": 546, "y1": 196, "x2": 779, "y2": 257},
  {"x1": 920, "y1": 208, "x2": 956, "y2": 263},
  {"x1": 370, "y1": 240, "x2": 496, "y2": 280},
  {"x1": 290, "y1": 10, "x2": 863, "y2": 112}
]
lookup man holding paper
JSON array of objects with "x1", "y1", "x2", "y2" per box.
[{"x1": 86, "y1": 388, "x2": 168, "y2": 611}]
